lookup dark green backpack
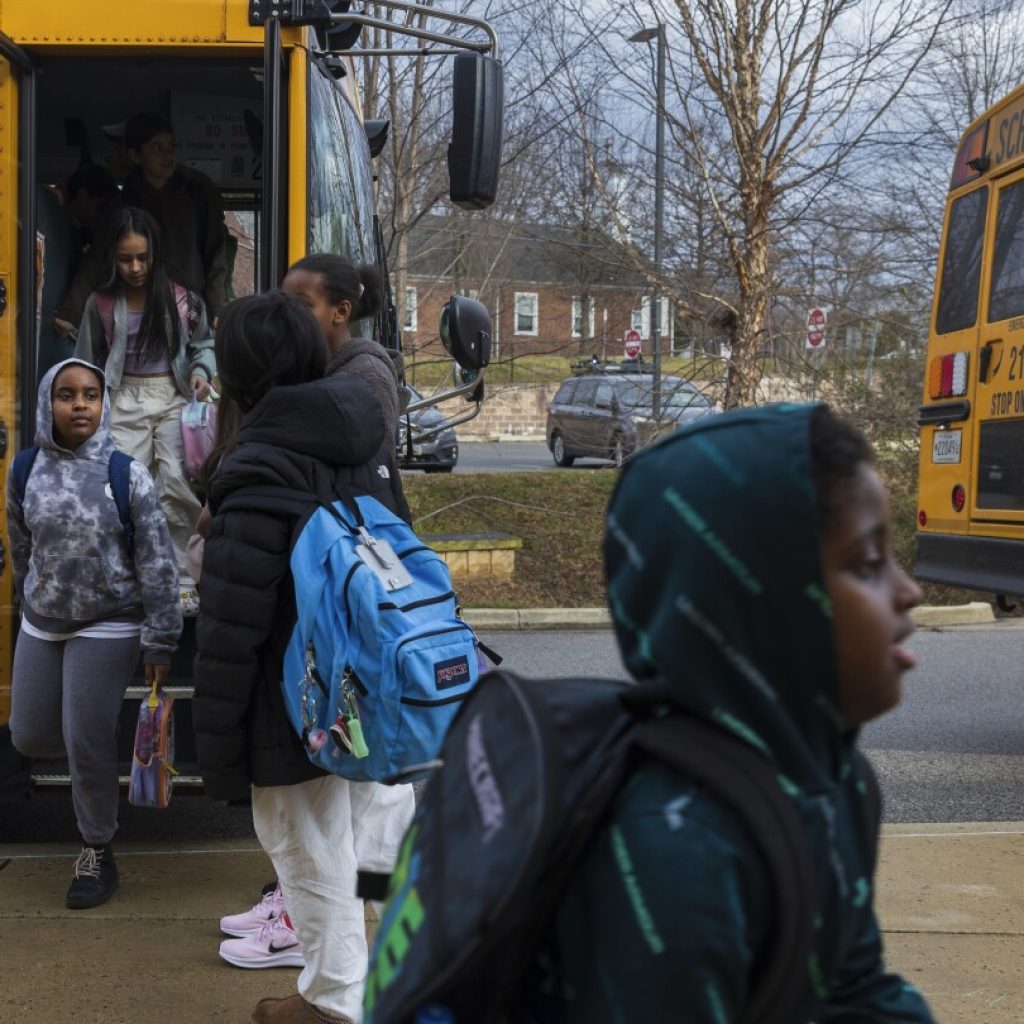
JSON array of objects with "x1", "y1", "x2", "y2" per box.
[{"x1": 364, "y1": 669, "x2": 879, "y2": 1024}]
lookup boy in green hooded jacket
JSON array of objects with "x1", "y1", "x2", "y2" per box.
[{"x1": 541, "y1": 403, "x2": 934, "y2": 1022}]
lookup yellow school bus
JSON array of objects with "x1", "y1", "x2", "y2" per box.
[
  {"x1": 917, "y1": 82, "x2": 1024, "y2": 601},
  {"x1": 0, "y1": 0, "x2": 501, "y2": 796}
]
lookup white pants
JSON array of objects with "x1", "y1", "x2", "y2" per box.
[
  {"x1": 252, "y1": 776, "x2": 415, "y2": 1022},
  {"x1": 110, "y1": 374, "x2": 201, "y2": 569}
]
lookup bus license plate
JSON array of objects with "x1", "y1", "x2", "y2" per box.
[{"x1": 932, "y1": 430, "x2": 962, "y2": 464}]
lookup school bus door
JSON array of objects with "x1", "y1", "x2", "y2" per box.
[
  {"x1": 973, "y1": 167, "x2": 1024, "y2": 528},
  {"x1": 0, "y1": 38, "x2": 32, "y2": 793}
]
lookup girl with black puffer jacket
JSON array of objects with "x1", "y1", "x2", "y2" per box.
[{"x1": 193, "y1": 292, "x2": 413, "y2": 1024}]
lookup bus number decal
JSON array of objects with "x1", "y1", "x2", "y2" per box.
[{"x1": 1010, "y1": 345, "x2": 1024, "y2": 381}]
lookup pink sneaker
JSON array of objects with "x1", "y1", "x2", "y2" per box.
[
  {"x1": 220, "y1": 884, "x2": 286, "y2": 938},
  {"x1": 219, "y1": 913, "x2": 305, "y2": 969}
]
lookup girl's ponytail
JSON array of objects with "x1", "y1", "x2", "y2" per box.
[
  {"x1": 354, "y1": 264, "x2": 383, "y2": 321},
  {"x1": 289, "y1": 252, "x2": 383, "y2": 324}
]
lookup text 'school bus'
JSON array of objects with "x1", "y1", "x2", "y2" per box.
[
  {"x1": 916, "y1": 82, "x2": 1024, "y2": 604},
  {"x1": 0, "y1": 0, "x2": 502, "y2": 799}
]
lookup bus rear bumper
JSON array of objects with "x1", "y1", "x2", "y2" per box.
[{"x1": 916, "y1": 531, "x2": 1024, "y2": 597}]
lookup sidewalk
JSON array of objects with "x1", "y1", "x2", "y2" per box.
[
  {"x1": 876, "y1": 823, "x2": 1023, "y2": 1021},
  {"x1": 0, "y1": 823, "x2": 1020, "y2": 1022},
  {"x1": 461, "y1": 601, "x2": 999, "y2": 630}
]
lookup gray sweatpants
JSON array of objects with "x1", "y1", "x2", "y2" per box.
[{"x1": 9, "y1": 629, "x2": 140, "y2": 845}]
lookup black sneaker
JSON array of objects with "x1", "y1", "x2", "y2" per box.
[{"x1": 66, "y1": 845, "x2": 119, "y2": 909}]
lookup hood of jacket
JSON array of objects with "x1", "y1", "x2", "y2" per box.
[
  {"x1": 605, "y1": 403, "x2": 843, "y2": 797},
  {"x1": 210, "y1": 374, "x2": 387, "y2": 506},
  {"x1": 35, "y1": 357, "x2": 114, "y2": 462}
]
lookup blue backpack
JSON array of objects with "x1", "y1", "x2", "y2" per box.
[
  {"x1": 226, "y1": 489, "x2": 494, "y2": 784},
  {"x1": 11, "y1": 445, "x2": 135, "y2": 557}
]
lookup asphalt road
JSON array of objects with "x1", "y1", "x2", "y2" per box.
[
  {"x1": 452, "y1": 440, "x2": 615, "y2": 473},
  {"x1": 2, "y1": 626, "x2": 1021, "y2": 844}
]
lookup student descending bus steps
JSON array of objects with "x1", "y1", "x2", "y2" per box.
[
  {"x1": 6, "y1": 359, "x2": 181, "y2": 910},
  {"x1": 73, "y1": 206, "x2": 216, "y2": 572}
]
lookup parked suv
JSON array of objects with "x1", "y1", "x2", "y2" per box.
[
  {"x1": 397, "y1": 385, "x2": 459, "y2": 473},
  {"x1": 546, "y1": 369, "x2": 717, "y2": 467}
]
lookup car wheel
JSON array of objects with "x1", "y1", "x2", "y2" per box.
[{"x1": 551, "y1": 432, "x2": 574, "y2": 467}]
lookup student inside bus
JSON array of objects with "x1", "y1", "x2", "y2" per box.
[
  {"x1": 56, "y1": 111, "x2": 229, "y2": 331},
  {"x1": 73, "y1": 206, "x2": 215, "y2": 572}
]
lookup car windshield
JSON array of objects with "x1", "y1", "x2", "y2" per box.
[{"x1": 616, "y1": 380, "x2": 710, "y2": 410}]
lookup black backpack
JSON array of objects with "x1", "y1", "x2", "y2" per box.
[{"x1": 363, "y1": 669, "x2": 880, "y2": 1024}]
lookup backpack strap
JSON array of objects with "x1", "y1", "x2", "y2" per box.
[
  {"x1": 11, "y1": 446, "x2": 134, "y2": 559},
  {"x1": 10, "y1": 446, "x2": 41, "y2": 506},
  {"x1": 94, "y1": 292, "x2": 115, "y2": 347},
  {"x1": 108, "y1": 451, "x2": 135, "y2": 560},
  {"x1": 173, "y1": 283, "x2": 200, "y2": 335},
  {"x1": 632, "y1": 714, "x2": 816, "y2": 1024}
]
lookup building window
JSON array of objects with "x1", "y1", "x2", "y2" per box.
[
  {"x1": 403, "y1": 287, "x2": 418, "y2": 331},
  {"x1": 571, "y1": 296, "x2": 595, "y2": 338},
  {"x1": 630, "y1": 297, "x2": 672, "y2": 340},
  {"x1": 631, "y1": 299, "x2": 650, "y2": 338},
  {"x1": 515, "y1": 292, "x2": 539, "y2": 335}
]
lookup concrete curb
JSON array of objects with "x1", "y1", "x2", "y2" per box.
[
  {"x1": 911, "y1": 602, "x2": 994, "y2": 627},
  {"x1": 463, "y1": 607, "x2": 611, "y2": 630},
  {"x1": 463, "y1": 604, "x2": 996, "y2": 630}
]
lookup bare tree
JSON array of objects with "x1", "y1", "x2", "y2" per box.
[{"x1": 594, "y1": 0, "x2": 953, "y2": 407}]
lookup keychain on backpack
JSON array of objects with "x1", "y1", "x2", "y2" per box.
[
  {"x1": 329, "y1": 672, "x2": 369, "y2": 759},
  {"x1": 300, "y1": 644, "x2": 329, "y2": 753}
]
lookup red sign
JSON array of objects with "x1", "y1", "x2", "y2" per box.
[
  {"x1": 624, "y1": 329, "x2": 642, "y2": 359},
  {"x1": 805, "y1": 307, "x2": 827, "y2": 350}
]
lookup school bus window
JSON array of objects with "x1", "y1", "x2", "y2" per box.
[
  {"x1": 308, "y1": 61, "x2": 375, "y2": 266},
  {"x1": 988, "y1": 180, "x2": 1024, "y2": 322},
  {"x1": 936, "y1": 186, "x2": 988, "y2": 335},
  {"x1": 977, "y1": 419, "x2": 1024, "y2": 510}
]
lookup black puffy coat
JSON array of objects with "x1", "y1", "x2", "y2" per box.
[{"x1": 193, "y1": 374, "x2": 395, "y2": 800}]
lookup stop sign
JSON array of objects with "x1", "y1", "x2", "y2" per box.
[
  {"x1": 624, "y1": 329, "x2": 642, "y2": 359},
  {"x1": 805, "y1": 308, "x2": 827, "y2": 350}
]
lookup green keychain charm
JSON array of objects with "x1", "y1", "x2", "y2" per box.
[
  {"x1": 346, "y1": 713, "x2": 369, "y2": 760},
  {"x1": 329, "y1": 679, "x2": 370, "y2": 760}
]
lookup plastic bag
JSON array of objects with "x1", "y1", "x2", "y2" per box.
[
  {"x1": 180, "y1": 392, "x2": 218, "y2": 482},
  {"x1": 128, "y1": 682, "x2": 176, "y2": 808}
]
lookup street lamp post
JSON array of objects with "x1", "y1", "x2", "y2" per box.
[{"x1": 629, "y1": 23, "x2": 666, "y2": 421}]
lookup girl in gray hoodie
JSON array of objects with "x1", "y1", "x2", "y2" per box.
[{"x1": 7, "y1": 358, "x2": 182, "y2": 910}]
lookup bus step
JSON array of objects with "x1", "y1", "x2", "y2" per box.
[
  {"x1": 125, "y1": 685, "x2": 194, "y2": 700},
  {"x1": 31, "y1": 772, "x2": 205, "y2": 788}
]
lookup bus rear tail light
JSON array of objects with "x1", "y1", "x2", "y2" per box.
[
  {"x1": 952, "y1": 485, "x2": 966, "y2": 513},
  {"x1": 928, "y1": 352, "x2": 969, "y2": 399},
  {"x1": 918, "y1": 509, "x2": 927, "y2": 527}
]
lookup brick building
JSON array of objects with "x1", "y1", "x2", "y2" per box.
[{"x1": 399, "y1": 216, "x2": 673, "y2": 363}]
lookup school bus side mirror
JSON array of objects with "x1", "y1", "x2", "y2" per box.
[
  {"x1": 448, "y1": 54, "x2": 503, "y2": 210},
  {"x1": 440, "y1": 295, "x2": 492, "y2": 371}
]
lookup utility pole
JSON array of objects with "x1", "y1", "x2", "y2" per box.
[{"x1": 629, "y1": 24, "x2": 666, "y2": 420}]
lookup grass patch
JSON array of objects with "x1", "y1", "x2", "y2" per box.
[
  {"x1": 403, "y1": 470, "x2": 617, "y2": 608},
  {"x1": 405, "y1": 353, "x2": 725, "y2": 391}
]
